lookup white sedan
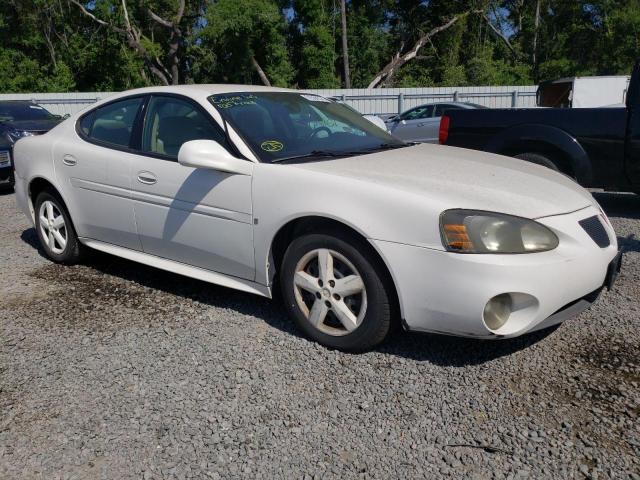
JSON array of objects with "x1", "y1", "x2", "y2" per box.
[{"x1": 13, "y1": 86, "x2": 621, "y2": 351}]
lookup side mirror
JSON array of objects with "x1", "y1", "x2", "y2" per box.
[{"x1": 178, "y1": 140, "x2": 253, "y2": 176}]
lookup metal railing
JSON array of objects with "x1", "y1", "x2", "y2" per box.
[{"x1": 329, "y1": 89, "x2": 536, "y2": 115}]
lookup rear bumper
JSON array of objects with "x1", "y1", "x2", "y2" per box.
[
  {"x1": 14, "y1": 176, "x2": 32, "y2": 224},
  {"x1": 373, "y1": 205, "x2": 618, "y2": 338}
]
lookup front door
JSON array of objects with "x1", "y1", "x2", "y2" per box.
[
  {"x1": 130, "y1": 94, "x2": 255, "y2": 280},
  {"x1": 390, "y1": 105, "x2": 434, "y2": 142},
  {"x1": 54, "y1": 96, "x2": 144, "y2": 250},
  {"x1": 625, "y1": 60, "x2": 640, "y2": 186}
]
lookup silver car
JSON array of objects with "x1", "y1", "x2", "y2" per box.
[{"x1": 386, "y1": 102, "x2": 487, "y2": 143}]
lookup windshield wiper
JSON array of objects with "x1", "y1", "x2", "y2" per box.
[
  {"x1": 366, "y1": 143, "x2": 409, "y2": 151},
  {"x1": 272, "y1": 150, "x2": 349, "y2": 163},
  {"x1": 345, "y1": 142, "x2": 410, "y2": 155}
]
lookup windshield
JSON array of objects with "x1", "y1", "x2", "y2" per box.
[
  {"x1": 208, "y1": 92, "x2": 405, "y2": 162},
  {"x1": 0, "y1": 102, "x2": 56, "y2": 122}
]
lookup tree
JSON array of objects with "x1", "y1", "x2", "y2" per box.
[
  {"x1": 367, "y1": 12, "x2": 471, "y2": 88},
  {"x1": 287, "y1": 0, "x2": 340, "y2": 88},
  {"x1": 340, "y1": 0, "x2": 351, "y2": 88},
  {"x1": 201, "y1": 0, "x2": 294, "y2": 87},
  {"x1": 1, "y1": 0, "x2": 639, "y2": 92},
  {"x1": 70, "y1": 0, "x2": 197, "y2": 85}
]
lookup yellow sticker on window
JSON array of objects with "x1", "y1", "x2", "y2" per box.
[{"x1": 261, "y1": 140, "x2": 284, "y2": 152}]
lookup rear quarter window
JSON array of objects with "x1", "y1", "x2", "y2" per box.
[{"x1": 77, "y1": 97, "x2": 143, "y2": 148}]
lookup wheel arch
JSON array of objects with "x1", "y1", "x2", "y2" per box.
[
  {"x1": 485, "y1": 124, "x2": 593, "y2": 184},
  {"x1": 268, "y1": 215, "x2": 404, "y2": 322},
  {"x1": 27, "y1": 176, "x2": 73, "y2": 225}
]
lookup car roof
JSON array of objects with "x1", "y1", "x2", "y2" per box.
[
  {"x1": 84, "y1": 84, "x2": 307, "y2": 114},
  {"x1": 0, "y1": 100, "x2": 41, "y2": 106},
  {"x1": 109, "y1": 84, "x2": 298, "y2": 98}
]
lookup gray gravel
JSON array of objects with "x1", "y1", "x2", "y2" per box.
[{"x1": 1, "y1": 188, "x2": 639, "y2": 479}]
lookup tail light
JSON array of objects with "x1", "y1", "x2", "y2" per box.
[{"x1": 439, "y1": 115, "x2": 450, "y2": 144}]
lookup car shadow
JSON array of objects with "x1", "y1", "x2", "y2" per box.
[
  {"x1": 592, "y1": 191, "x2": 640, "y2": 219},
  {"x1": 0, "y1": 185, "x2": 14, "y2": 195},
  {"x1": 618, "y1": 234, "x2": 640, "y2": 253},
  {"x1": 21, "y1": 227, "x2": 555, "y2": 367}
]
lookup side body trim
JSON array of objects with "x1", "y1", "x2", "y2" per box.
[
  {"x1": 80, "y1": 238, "x2": 271, "y2": 298},
  {"x1": 70, "y1": 177, "x2": 251, "y2": 224}
]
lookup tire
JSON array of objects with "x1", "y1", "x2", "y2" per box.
[
  {"x1": 514, "y1": 152, "x2": 560, "y2": 172},
  {"x1": 280, "y1": 232, "x2": 392, "y2": 352},
  {"x1": 34, "y1": 190, "x2": 85, "y2": 264}
]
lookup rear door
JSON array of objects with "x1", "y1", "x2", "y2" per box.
[
  {"x1": 54, "y1": 96, "x2": 144, "y2": 250},
  {"x1": 625, "y1": 60, "x2": 640, "y2": 185},
  {"x1": 418, "y1": 104, "x2": 458, "y2": 143}
]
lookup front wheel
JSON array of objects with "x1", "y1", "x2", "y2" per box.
[{"x1": 280, "y1": 232, "x2": 392, "y2": 352}]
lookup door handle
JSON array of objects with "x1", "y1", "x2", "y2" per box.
[
  {"x1": 62, "y1": 155, "x2": 77, "y2": 166},
  {"x1": 137, "y1": 172, "x2": 157, "y2": 185},
  {"x1": 417, "y1": 123, "x2": 428, "y2": 127}
]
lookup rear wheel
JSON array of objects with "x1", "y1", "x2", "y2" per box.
[
  {"x1": 280, "y1": 232, "x2": 392, "y2": 352},
  {"x1": 34, "y1": 190, "x2": 84, "y2": 264}
]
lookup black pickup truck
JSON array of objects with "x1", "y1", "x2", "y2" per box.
[{"x1": 440, "y1": 63, "x2": 640, "y2": 193}]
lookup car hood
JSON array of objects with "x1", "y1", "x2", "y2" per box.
[
  {"x1": 2, "y1": 118, "x2": 61, "y2": 133},
  {"x1": 289, "y1": 143, "x2": 594, "y2": 219}
]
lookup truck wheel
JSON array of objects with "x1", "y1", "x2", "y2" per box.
[{"x1": 514, "y1": 152, "x2": 560, "y2": 172}]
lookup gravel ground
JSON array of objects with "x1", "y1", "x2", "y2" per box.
[{"x1": 1, "y1": 188, "x2": 639, "y2": 480}]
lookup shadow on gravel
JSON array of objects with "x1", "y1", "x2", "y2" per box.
[
  {"x1": 618, "y1": 234, "x2": 640, "y2": 253},
  {"x1": 379, "y1": 327, "x2": 558, "y2": 366},
  {"x1": 592, "y1": 191, "x2": 640, "y2": 219},
  {"x1": 21, "y1": 227, "x2": 556, "y2": 366},
  {"x1": 21, "y1": 228, "x2": 46, "y2": 256}
]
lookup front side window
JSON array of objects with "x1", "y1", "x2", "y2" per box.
[
  {"x1": 81, "y1": 97, "x2": 143, "y2": 148},
  {"x1": 209, "y1": 92, "x2": 405, "y2": 162},
  {"x1": 400, "y1": 106, "x2": 433, "y2": 121},
  {"x1": 142, "y1": 96, "x2": 228, "y2": 158}
]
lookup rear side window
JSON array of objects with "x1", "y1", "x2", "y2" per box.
[
  {"x1": 433, "y1": 104, "x2": 462, "y2": 117},
  {"x1": 79, "y1": 97, "x2": 143, "y2": 148}
]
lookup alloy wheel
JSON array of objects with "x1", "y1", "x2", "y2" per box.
[
  {"x1": 39, "y1": 200, "x2": 67, "y2": 255},
  {"x1": 293, "y1": 248, "x2": 367, "y2": 336}
]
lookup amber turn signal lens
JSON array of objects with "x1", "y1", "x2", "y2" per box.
[{"x1": 443, "y1": 223, "x2": 474, "y2": 251}]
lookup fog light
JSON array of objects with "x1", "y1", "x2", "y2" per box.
[{"x1": 483, "y1": 294, "x2": 513, "y2": 331}]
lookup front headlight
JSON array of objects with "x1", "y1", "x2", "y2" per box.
[
  {"x1": 7, "y1": 130, "x2": 35, "y2": 142},
  {"x1": 440, "y1": 209, "x2": 559, "y2": 254}
]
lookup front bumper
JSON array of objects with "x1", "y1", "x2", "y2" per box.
[{"x1": 373, "y1": 205, "x2": 619, "y2": 338}]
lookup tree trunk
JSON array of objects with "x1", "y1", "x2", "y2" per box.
[
  {"x1": 533, "y1": 0, "x2": 540, "y2": 72},
  {"x1": 251, "y1": 56, "x2": 271, "y2": 86},
  {"x1": 367, "y1": 13, "x2": 468, "y2": 89},
  {"x1": 340, "y1": 0, "x2": 351, "y2": 89}
]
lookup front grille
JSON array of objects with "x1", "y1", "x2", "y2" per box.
[
  {"x1": 0, "y1": 150, "x2": 10, "y2": 167},
  {"x1": 579, "y1": 215, "x2": 610, "y2": 248}
]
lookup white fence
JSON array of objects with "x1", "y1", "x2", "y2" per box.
[
  {"x1": 0, "y1": 85, "x2": 537, "y2": 117},
  {"x1": 310, "y1": 86, "x2": 538, "y2": 115}
]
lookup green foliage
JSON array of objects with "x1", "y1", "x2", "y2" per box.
[
  {"x1": 202, "y1": 0, "x2": 294, "y2": 86},
  {"x1": 0, "y1": 0, "x2": 638, "y2": 92}
]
